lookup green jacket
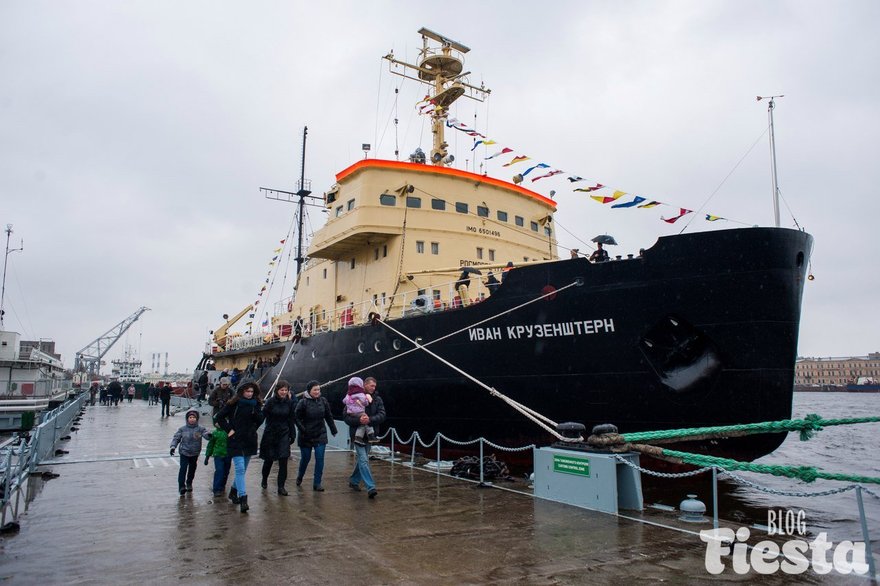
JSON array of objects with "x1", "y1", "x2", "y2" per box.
[{"x1": 205, "y1": 425, "x2": 228, "y2": 458}]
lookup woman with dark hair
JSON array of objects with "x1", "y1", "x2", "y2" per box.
[
  {"x1": 216, "y1": 381, "x2": 265, "y2": 513},
  {"x1": 294, "y1": 380, "x2": 337, "y2": 491},
  {"x1": 259, "y1": 380, "x2": 296, "y2": 496}
]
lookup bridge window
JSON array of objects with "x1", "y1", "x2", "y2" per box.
[
  {"x1": 347, "y1": 199, "x2": 355, "y2": 211},
  {"x1": 350, "y1": 258, "x2": 356, "y2": 269},
  {"x1": 374, "y1": 248, "x2": 379, "y2": 261},
  {"x1": 416, "y1": 241, "x2": 425, "y2": 254},
  {"x1": 544, "y1": 226, "x2": 552, "y2": 236},
  {"x1": 406, "y1": 196, "x2": 422, "y2": 208},
  {"x1": 432, "y1": 199, "x2": 446, "y2": 211},
  {"x1": 530, "y1": 221, "x2": 539, "y2": 232},
  {"x1": 380, "y1": 194, "x2": 396, "y2": 206},
  {"x1": 497, "y1": 210, "x2": 508, "y2": 222},
  {"x1": 323, "y1": 268, "x2": 327, "y2": 279},
  {"x1": 335, "y1": 206, "x2": 343, "y2": 217},
  {"x1": 515, "y1": 215, "x2": 524, "y2": 227},
  {"x1": 383, "y1": 245, "x2": 388, "y2": 257},
  {"x1": 477, "y1": 205, "x2": 489, "y2": 218},
  {"x1": 455, "y1": 202, "x2": 468, "y2": 214}
]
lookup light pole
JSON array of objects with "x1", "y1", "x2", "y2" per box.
[{"x1": 1, "y1": 224, "x2": 24, "y2": 329}]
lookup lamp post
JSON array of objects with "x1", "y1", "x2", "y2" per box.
[{"x1": 1, "y1": 224, "x2": 24, "y2": 329}]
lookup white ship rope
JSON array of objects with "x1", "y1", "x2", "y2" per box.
[
  {"x1": 323, "y1": 279, "x2": 583, "y2": 442},
  {"x1": 323, "y1": 279, "x2": 580, "y2": 387},
  {"x1": 263, "y1": 336, "x2": 301, "y2": 401},
  {"x1": 377, "y1": 317, "x2": 576, "y2": 442}
]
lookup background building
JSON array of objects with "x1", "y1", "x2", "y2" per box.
[{"x1": 795, "y1": 353, "x2": 880, "y2": 387}]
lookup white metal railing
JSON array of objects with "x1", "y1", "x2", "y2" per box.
[{"x1": 0, "y1": 378, "x2": 72, "y2": 398}]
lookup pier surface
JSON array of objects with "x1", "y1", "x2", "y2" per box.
[{"x1": 0, "y1": 400, "x2": 859, "y2": 584}]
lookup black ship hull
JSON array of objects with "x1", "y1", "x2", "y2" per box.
[{"x1": 213, "y1": 227, "x2": 813, "y2": 462}]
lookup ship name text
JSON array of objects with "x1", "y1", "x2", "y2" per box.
[
  {"x1": 468, "y1": 319, "x2": 616, "y2": 341},
  {"x1": 465, "y1": 225, "x2": 501, "y2": 238}
]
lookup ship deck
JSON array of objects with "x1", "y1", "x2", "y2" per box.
[{"x1": 0, "y1": 400, "x2": 852, "y2": 584}]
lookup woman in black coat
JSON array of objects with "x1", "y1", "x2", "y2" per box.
[
  {"x1": 294, "y1": 380, "x2": 338, "y2": 491},
  {"x1": 259, "y1": 381, "x2": 296, "y2": 495},
  {"x1": 216, "y1": 382, "x2": 265, "y2": 513}
]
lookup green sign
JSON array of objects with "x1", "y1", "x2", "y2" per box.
[{"x1": 553, "y1": 454, "x2": 590, "y2": 477}]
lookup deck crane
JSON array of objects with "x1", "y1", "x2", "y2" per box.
[{"x1": 74, "y1": 306, "x2": 150, "y2": 376}]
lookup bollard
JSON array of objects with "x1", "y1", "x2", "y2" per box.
[{"x1": 855, "y1": 486, "x2": 876, "y2": 580}]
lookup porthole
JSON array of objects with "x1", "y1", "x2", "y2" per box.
[
  {"x1": 357, "y1": 342, "x2": 365, "y2": 354},
  {"x1": 373, "y1": 340, "x2": 382, "y2": 352},
  {"x1": 392, "y1": 339, "x2": 401, "y2": 351}
]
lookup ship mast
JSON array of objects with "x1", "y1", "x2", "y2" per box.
[
  {"x1": 758, "y1": 95, "x2": 784, "y2": 228},
  {"x1": 383, "y1": 28, "x2": 490, "y2": 165}
]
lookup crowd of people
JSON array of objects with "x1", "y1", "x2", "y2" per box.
[{"x1": 170, "y1": 375, "x2": 385, "y2": 513}]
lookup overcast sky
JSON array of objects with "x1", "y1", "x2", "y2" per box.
[{"x1": 1, "y1": 1, "x2": 877, "y2": 374}]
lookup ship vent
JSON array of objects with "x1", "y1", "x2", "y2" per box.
[{"x1": 639, "y1": 315, "x2": 722, "y2": 394}]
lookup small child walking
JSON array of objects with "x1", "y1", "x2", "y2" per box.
[
  {"x1": 204, "y1": 418, "x2": 231, "y2": 498},
  {"x1": 170, "y1": 409, "x2": 209, "y2": 496},
  {"x1": 342, "y1": 377, "x2": 378, "y2": 446}
]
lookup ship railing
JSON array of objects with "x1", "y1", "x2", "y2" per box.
[
  {"x1": 1, "y1": 390, "x2": 87, "y2": 526},
  {"x1": 0, "y1": 377, "x2": 72, "y2": 399},
  {"x1": 276, "y1": 275, "x2": 496, "y2": 341}
]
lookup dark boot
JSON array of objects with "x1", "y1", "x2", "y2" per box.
[
  {"x1": 228, "y1": 487, "x2": 239, "y2": 504},
  {"x1": 239, "y1": 494, "x2": 249, "y2": 513},
  {"x1": 261, "y1": 478, "x2": 268, "y2": 489}
]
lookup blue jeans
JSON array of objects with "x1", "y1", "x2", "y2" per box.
[
  {"x1": 178, "y1": 455, "x2": 198, "y2": 489},
  {"x1": 349, "y1": 444, "x2": 375, "y2": 491},
  {"x1": 298, "y1": 444, "x2": 326, "y2": 488},
  {"x1": 212, "y1": 456, "x2": 231, "y2": 493},
  {"x1": 232, "y1": 455, "x2": 251, "y2": 496}
]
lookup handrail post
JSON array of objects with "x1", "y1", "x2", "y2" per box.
[
  {"x1": 410, "y1": 432, "x2": 417, "y2": 466},
  {"x1": 436, "y1": 434, "x2": 441, "y2": 473},
  {"x1": 712, "y1": 466, "x2": 719, "y2": 530},
  {"x1": 855, "y1": 486, "x2": 876, "y2": 580},
  {"x1": 479, "y1": 438, "x2": 485, "y2": 485},
  {"x1": 2, "y1": 448, "x2": 13, "y2": 505},
  {"x1": 390, "y1": 429, "x2": 395, "y2": 462}
]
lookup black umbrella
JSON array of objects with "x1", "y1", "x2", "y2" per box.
[
  {"x1": 460, "y1": 266, "x2": 483, "y2": 275},
  {"x1": 591, "y1": 234, "x2": 618, "y2": 245}
]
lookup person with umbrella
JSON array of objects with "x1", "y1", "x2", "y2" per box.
[
  {"x1": 456, "y1": 267, "x2": 481, "y2": 307},
  {"x1": 589, "y1": 235, "x2": 616, "y2": 263}
]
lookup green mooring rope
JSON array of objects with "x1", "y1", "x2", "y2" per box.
[
  {"x1": 660, "y1": 448, "x2": 880, "y2": 484},
  {"x1": 620, "y1": 414, "x2": 880, "y2": 444}
]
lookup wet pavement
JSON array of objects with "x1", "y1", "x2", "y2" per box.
[{"x1": 0, "y1": 399, "x2": 864, "y2": 584}]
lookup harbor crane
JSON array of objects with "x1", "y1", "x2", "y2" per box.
[{"x1": 74, "y1": 306, "x2": 150, "y2": 376}]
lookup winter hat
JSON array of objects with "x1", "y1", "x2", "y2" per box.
[
  {"x1": 348, "y1": 377, "x2": 364, "y2": 394},
  {"x1": 185, "y1": 410, "x2": 200, "y2": 421}
]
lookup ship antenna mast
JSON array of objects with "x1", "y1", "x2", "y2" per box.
[
  {"x1": 383, "y1": 28, "x2": 490, "y2": 166},
  {"x1": 1, "y1": 224, "x2": 24, "y2": 329},
  {"x1": 757, "y1": 95, "x2": 784, "y2": 227},
  {"x1": 261, "y1": 126, "x2": 322, "y2": 275}
]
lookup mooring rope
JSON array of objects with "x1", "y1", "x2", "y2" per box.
[
  {"x1": 599, "y1": 414, "x2": 880, "y2": 445},
  {"x1": 263, "y1": 336, "x2": 301, "y2": 401},
  {"x1": 321, "y1": 279, "x2": 581, "y2": 388},
  {"x1": 376, "y1": 317, "x2": 576, "y2": 442}
]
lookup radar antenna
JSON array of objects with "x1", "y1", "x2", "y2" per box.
[{"x1": 383, "y1": 28, "x2": 490, "y2": 166}]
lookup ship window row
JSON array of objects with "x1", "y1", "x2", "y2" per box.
[
  {"x1": 415, "y1": 241, "x2": 440, "y2": 255},
  {"x1": 475, "y1": 248, "x2": 496, "y2": 261},
  {"x1": 379, "y1": 193, "x2": 550, "y2": 237}
]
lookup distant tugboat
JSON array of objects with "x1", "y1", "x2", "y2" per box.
[{"x1": 194, "y1": 29, "x2": 813, "y2": 462}]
